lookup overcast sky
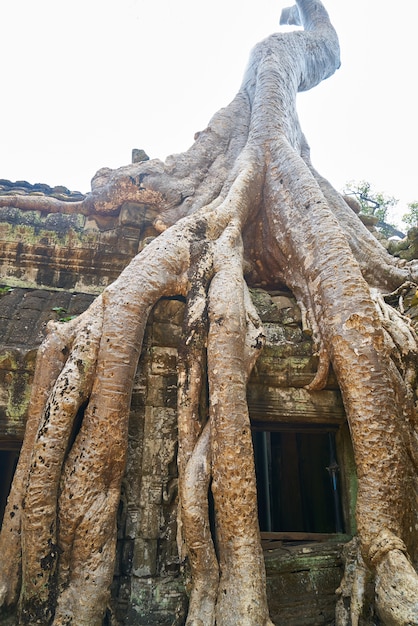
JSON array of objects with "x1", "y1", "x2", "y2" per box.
[{"x1": 1, "y1": 0, "x2": 416, "y2": 225}]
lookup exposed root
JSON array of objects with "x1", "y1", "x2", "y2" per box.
[
  {"x1": 182, "y1": 423, "x2": 218, "y2": 626},
  {"x1": 305, "y1": 153, "x2": 414, "y2": 292},
  {"x1": 0, "y1": 194, "x2": 88, "y2": 215},
  {"x1": 336, "y1": 532, "x2": 418, "y2": 626},
  {"x1": 177, "y1": 181, "x2": 268, "y2": 624},
  {"x1": 371, "y1": 530, "x2": 418, "y2": 626},
  {"x1": 176, "y1": 243, "x2": 218, "y2": 624},
  {"x1": 296, "y1": 295, "x2": 331, "y2": 391},
  {"x1": 370, "y1": 288, "x2": 418, "y2": 386},
  {"x1": 335, "y1": 538, "x2": 370, "y2": 626},
  {"x1": 207, "y1": 222, "x2": 270, "y2": 625},
  {"x1": 305, "y1": 347, "x2": 330, "y2": 391},
  {"x1": 375, "y1": 551, "x2": 418, "y2": 626},
  {"x1": 19, "y1": 299, "x2": 103, "y2": 619},
  {"x1": 0, "y1": 308, "x2": 98, "y2": 612},
  {"x1": 299, "y1": 298, "x2": 313, "y2": 336}
]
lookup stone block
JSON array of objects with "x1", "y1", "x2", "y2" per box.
[
  {"x1": 150, "y1": 347, "x2": 178, "y2": 376},
  {"x1": 265, "y1": 541, "x2": 345, "y2": 625},
  {"x1": 146, "y1": 375, "x2": 177, "y2": 409},
  {"x1": 248, "y1": 385, "x2": 345, "y2": 424},
  {"x1": 250, "y1": 288, "x2": 283, "y2": 322},
  {"x1": 143, "y1": 407, "x2": 177, "y2": 440},
  {"x1": 137, "y1": 504, "x2": 160, "y2": 539},
  {"x1": 263, "y1": 322, "x2": 303, "y2": 346},
  {"x1": 117, "y1": 575, "x2": 132, "y2": 603},
  {"x1": 129, "y1": 575, "x2": 153, "y2": 610},
  {"x1": 271, "y1": 295, "x2": 295, "y2": 310},
  {"x1": 152, "y1": 322, "x2": 183, "y2": 348},
  {"x1": 152, "y1": 298, "x2": 185, "y2": 325},
  {"x1": 128, "y1": 577, "x2": 187, "y2": 625},
  {"x1": 125, "y1": 508, "x2": 140, "y2": 539},
  {"x1": 132, "y1": 538, "x2": 158, "y2": 577},
  {"x1": 139, "y1": 476, "x2": 162, "y2": 506}
]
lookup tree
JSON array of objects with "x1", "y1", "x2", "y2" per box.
[
  {"x1": 343, "y1": 180, "x2": 398, "y2": 223},
  {"x1": 343, "y1": 180, "x2": 405, "y2": 238},
  {"x1": 403, "y1": 201, "x2": 418, "y2": 229},
  {"x1": 0, "y1": 1, "x2": 418, "y2": 624}
]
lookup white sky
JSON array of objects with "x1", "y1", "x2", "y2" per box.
[{"x1": 1, "y1": 0, "x2": 416, "y2": 226}]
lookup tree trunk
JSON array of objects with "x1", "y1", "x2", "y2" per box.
[{"x1": 0, "y1": 1, "x2": 417, "y2": 624}]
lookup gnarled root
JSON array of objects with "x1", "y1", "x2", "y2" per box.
[
  {"x1": 177, "y1": 204, "x2": 270, "y2": 623},
  {"x1": 336, "y1": 537, "x2": 372, "y2": 626},
  {"x1": 371, "y1": 529, "x2": 418, "y2": 626},
  {"x1": 336, "y1": 532, "x2": 418, "y2": 626},
  {"x1": 19, "y1": 300, "x2": 104, "y2": 623},
  {"x1": 181, "y1": 423, "x2": 218, "y2": 626},
  {"x1": 207, "y1": 222, "x2": 272, "y2": 626},
  {"x1": 0, "y1": 307, "x2": 100, "y2": 615}
]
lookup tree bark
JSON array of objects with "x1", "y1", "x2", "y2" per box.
[{"x1": 0, "y1": 1, "x2": 417, "y2": 624}]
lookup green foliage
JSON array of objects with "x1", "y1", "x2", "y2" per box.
[
  {"x1": 343, "y1": 180, "x2": 398, "y2": 223},
  {"x1": 402, "y1": 201, "x2": 418, "y2": 229},
  {"x1": 51, "y1": 306, "x2": 77, "y2": 323},
  {"x1": 0, "y1": 286, "x2": 12, "y2": 297}
]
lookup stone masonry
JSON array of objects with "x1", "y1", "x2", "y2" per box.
[{"x1": 0, "y1": 178, "x2": 364, "y2": 625}]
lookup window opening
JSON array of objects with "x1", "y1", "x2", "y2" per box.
[{"x1": 252, "y1": 426, "x2": 345, "y2": 536}]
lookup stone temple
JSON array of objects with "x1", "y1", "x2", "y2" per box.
[{"x1": 1, "y1": 168, "x2": 417, "y2": 625}]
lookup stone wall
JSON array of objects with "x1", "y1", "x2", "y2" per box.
[
  {"x1": 114, "y1": 298, "x2": 187, "y2": 625},
  {"x1": 0, "y1": 179, "x2": 159, "y2": 294},
  {"x1": 0, "y1": 287, "x2": 95, "y2": 444},
  {"x1": 0, "y1": 182, "x2": 356, "y2": 625},
  {"x1": 106, "y1": 292, "x2": 353, "y2": 626}
]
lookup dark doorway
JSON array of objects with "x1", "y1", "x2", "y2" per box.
[{"x1": 253, "y1": 427, "x2": 344, "y2": 534}]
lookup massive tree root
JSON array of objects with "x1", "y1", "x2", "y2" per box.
[{"x1": 1, "y1": 1, "x2": 417, "y2": 624}]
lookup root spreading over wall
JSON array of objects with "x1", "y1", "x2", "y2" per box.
[{"x1": 0, "y1": 1, "x2": 417, "y2": 624}]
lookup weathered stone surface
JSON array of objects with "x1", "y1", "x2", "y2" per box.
[
  {"x1": 0, "y1": 181, "x2": 160, "y2": 292},
  {"x1": 388, "y1": 226, "x2": 418, "y2": 261},
  {"x1": 127, "y1": 577, "x2": 187, "y2": 626},
  {"x1": 250, "y1": 287, "x2": 302, "y2": 325},
  {"x1": 0, "y1": 179, "x2": 85, "y2": 202},
  {"x1": 131, "y1": 149, "x2": 150, "y2": 164},
  {"x1": 265, "y1": 541, "x2": 346, "y2": 625},
  {"x1": 0, "y1": 287, "x2": 95, "y2": 443},
  {"x1": 248, "y1": 385, "x2": 345, "y2": 424}
]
